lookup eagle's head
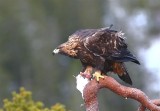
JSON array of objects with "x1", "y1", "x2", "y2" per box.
[{"x1": 53, "y1": 36, "x2": 79, "y2": 58}]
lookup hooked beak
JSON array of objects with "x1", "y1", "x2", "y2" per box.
[{"x1": 52, "y1": 48, "x2": 60, "y2": 56}]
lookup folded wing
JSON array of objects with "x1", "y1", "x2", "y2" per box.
[{"x1": 83, "y1": 28, "x2": 140, "y2": 64}]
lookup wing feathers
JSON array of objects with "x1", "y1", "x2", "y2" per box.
[
  {"x1": 109, "y1": 49, "x2": 140, "y2": 64},
  {"x1": 83, "y1": 28, "x2": 140, "y2": 64},
  {"x1": 83, "y1": 29, "x2": 118, "y2": 56}
]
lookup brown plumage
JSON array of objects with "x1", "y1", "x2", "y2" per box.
[{"x1": 53, "y1": 27, "x2": 140, "y2": 85}]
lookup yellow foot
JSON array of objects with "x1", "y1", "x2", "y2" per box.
[{"x1": 93, "y1": 71, "x2": 104, "y2": 81}]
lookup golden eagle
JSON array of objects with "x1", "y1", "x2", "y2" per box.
[{"x1": 53, "y1": 27, "x2": 140, "y2": 85}]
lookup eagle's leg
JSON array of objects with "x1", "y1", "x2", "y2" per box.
[
  {"x1": 93, "y1": 70, "x2": 104, "y2": 81},
  {"x1": 80, "y1": 66, "x2": 93, "y2": 79}
]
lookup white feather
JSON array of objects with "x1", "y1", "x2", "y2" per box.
[{"x1": 76, "y1": 74, "x2": 90, "y2": 98}]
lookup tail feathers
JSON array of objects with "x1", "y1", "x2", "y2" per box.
[
  {"x1": 118, "y1": 72, "x2": 132, "y2": 85},
  {"x1": 113, "y1": 62, "x2": 132, "y2": 85}
]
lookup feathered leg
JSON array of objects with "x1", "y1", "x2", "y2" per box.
[{"x1": 80, "y1": 66, "x2": 93, "y2": 79}]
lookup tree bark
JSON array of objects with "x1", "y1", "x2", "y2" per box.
[{"x1": 83, "y1": 76, "x2": 160, "y2": 111}]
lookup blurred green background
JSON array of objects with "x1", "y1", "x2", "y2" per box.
[{"x1": 0, "y1": 0, "x2": 160, "y2": 111}]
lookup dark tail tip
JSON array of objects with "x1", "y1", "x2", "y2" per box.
[{"x1": 118, "y1": 73, "x2": 132, "y2": 85}]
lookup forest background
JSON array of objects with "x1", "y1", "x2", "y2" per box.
[{"x1": 0, "y1": 0, "x2": 160, "y2": 111}]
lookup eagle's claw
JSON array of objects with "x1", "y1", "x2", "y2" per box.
[{"x1": 93, "y1": 72, "x2": 104, "y2": 81}]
